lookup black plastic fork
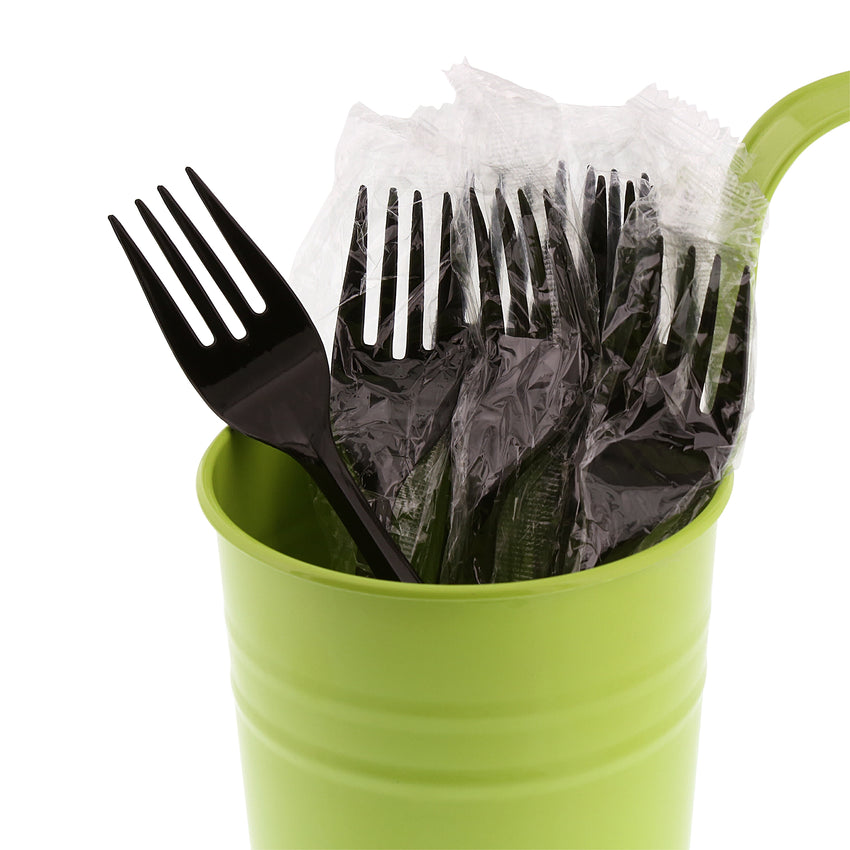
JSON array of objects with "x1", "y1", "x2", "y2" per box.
[
  {"x1": 582, "y1": 166, "x2": 651, "y2": 330},
  {"x1": 109, "y1": 168, "x2": 421, "y2": 583},
  {"x1": 330, "y1": 185, "x2": 469, "y2": 581},
  {"x1": 442, "y1": 184, "x2": 586, "y2": 583},
  {"x1": 567, "y1": 195, "x2": 752, "y2": 571}
]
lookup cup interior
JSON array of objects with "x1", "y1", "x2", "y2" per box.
[{"x1": 198, "y1": 427, "x2": 733, "y2": 593}]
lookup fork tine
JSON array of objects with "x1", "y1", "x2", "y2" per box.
[
  {"x1": 518, "y1": 188, "x2": 551, "y2": 339},
  {"x1": 692, "y1": 253, "x2": 722, "y2": 393},
  {"x1": 109, "y1": 214, "x2": 206, "y2": 361},
  {"x1": 135, "y1": 199, "x2": 232, "y2": 342},
  {"x1": 623, "y1": 179, "x2": 636, "y2": 222},
  {"x1": 375, "y1": 187, "x2": 399, "y2": 359},
  {"x1": 495, "y1": 188, "x2": 530, "y2": 337},
  {"x1": 713, "y1": 267, "x2": 751, "y2": 436},
  {"x1": 405, "y1": 190, "x2": 425, "y2": 357},
  {"x1": 606, "y1": 170, "x2": 622, "y2": 299},
  {"x1": 554, "y1": 160, "x2": 568, "y2": 212},
  {"x1": 338, "y1": 184, "x2": 368, "y2": 347},
  {"x1": 588, "y1": 173, "x2": 608, "y2": 326},
  {"x1": 434, "y1": 193, "x2": 464, "y2": 343},
  {"x1": 469, "y1": 188, "x2": 502, "y2": 339},
  {"x1": 581, "y1": 166, "x2": 597, "y2": 229},
  {"x1": 184, "y1": 167, "x2": 290, "y2": 310},
  {"x1": 157, "y1": 185, "x2": 255, "y2": 329},
  {"x1": 544, "y1": 190, "x2": 586, "y2": 341},
  {"x1": 663, "y1": 245, "x2": 697, "y2": 373}
]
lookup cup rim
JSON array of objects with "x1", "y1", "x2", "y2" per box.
[{"x1": 197, "y1": 427, "x2": 733, "y2": 599}]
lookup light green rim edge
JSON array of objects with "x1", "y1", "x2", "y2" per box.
[{"x1": 196, "y1": 428, "x2": 733, "y2": 599}]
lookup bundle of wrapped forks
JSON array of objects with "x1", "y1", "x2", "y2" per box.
[
  {"x1": 327, "y1": 165, "x2": 753, "y2": 582},
  {"x1": 112, "y1": 64, "x2": 768, "y2": 584}
]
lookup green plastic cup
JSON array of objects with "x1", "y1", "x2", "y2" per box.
[
  {"x1": 190, "y1": 75, "x2": 848, "y2": 847},
  {"x1": 197, "y1": 428, "x2": 733, "y2": 850}
]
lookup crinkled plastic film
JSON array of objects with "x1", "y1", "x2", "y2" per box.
[{"x1": 290, "y1": 63, "x2": 768, "y2": 582}]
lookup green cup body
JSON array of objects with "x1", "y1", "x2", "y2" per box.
[{"x1": 197, "y1": 429, "x2": 731, "y2": 850}]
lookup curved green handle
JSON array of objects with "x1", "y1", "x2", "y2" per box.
[{"x1": 742, "y1": 71, "x2": 849, "y2": 202}]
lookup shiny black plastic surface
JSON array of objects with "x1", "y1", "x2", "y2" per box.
[
  {"x1": 567, "y1": 187, "x2": 751, "y2": 569},
  {"x1": 328, "y1": 167, "x2": 753, "y2": 581},
  {"x1": 109, "y1": 169, "x2": 421, "y2": 583},
  {"x1": 330, "y1": 186, "x2": 470, "y2": 581},
  {"x1": 441, "y1": 186, "x2": 587, "y2": 583}
]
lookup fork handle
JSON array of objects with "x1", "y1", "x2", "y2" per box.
[{"x1": 305, "y1": 429, "x2": 423, "y2": 583}]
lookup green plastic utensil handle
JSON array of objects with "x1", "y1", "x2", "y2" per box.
[{"x1": 742, "y1": 71, "x2": 849, "y2": 202}]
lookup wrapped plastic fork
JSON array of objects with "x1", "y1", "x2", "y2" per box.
[
  {"x1": 330, "y1": 184, "x2": 470, "y2": 581},
  {"x1": 440, "y1": 178, "x2": 589, "y2": 583},
  {"x1": 566, "y1": 199, "x2": 754, "y2": 570},
  {"x1": 291, "y1": 63, "x2": 768, "y2": 583},
  {"x1": 292, "y1": 102, "x2": 473, "y2": 580},
  {"x1": 485, "y1": 167, "x2": 653, "y2": 580}
]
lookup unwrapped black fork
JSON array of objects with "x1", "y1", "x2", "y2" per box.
[{"x1": 109, "y1": 168, "x2": 421, "y2": 583}]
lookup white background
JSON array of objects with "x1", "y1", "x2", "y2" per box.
[{"x1": 2, "y1": 2, "x2": 847, "y2": 848}]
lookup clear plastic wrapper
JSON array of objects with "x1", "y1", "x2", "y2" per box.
[
  {"x1": 330, "y1": 182, "x2": 470, "y2": 581},
  {"x1": 439, "y1": 177, "x2": 589, "y2": 583},
  {"x1": 291, "y1": 101, "x2": 473, "y2": 580},
  {"x1": 290, "y1": 63, "x2": 768, "y2": 581},
  {"x1": 565, "y1": 192, "x2": 755, "y2": 570}
]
